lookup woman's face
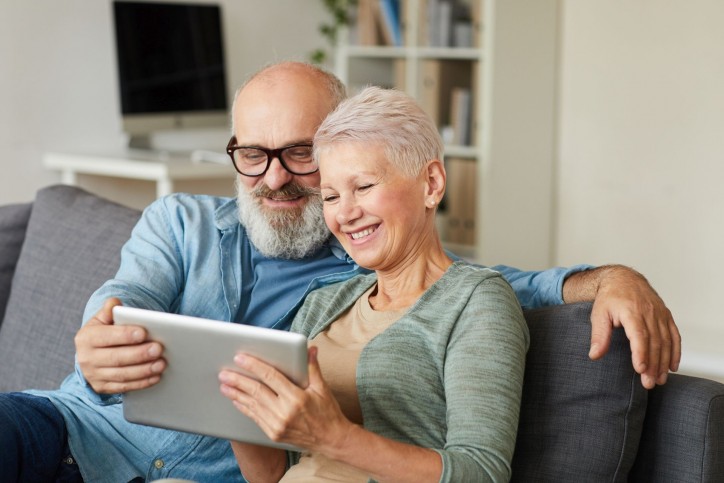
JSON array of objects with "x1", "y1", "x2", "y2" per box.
[{"x1": 319, "y1": 143, "x2": 432, "y2": 271}]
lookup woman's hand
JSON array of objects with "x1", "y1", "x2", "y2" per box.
[
  {"x1": 221, "y1": 347, "x2": 443, "y2": 482},
  {"x1": 219, "y1": 346, "x2": 354, "y2": 453}
]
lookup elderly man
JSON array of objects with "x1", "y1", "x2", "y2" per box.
[{"x1": 0, "y1": 62, "x2": 679, "y2": 482}]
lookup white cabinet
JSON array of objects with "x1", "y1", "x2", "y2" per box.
[
  {"x1": 43, "y1": 150, "x2": 234, "y2": 209},
  {"x1": 334, "y1": 0, "x2": 559, "y2": 269}
]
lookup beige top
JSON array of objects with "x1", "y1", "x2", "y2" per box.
[{"x1": 280, "y1": 285, "x2": 404, "y2": 482}]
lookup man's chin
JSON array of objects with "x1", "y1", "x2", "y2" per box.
[
  {"x1": 259, "y1": 203, "x2": 304, "y2": 227},
  {"x1": 236, "y1": 181, "x2": 328, "y2": 259}
]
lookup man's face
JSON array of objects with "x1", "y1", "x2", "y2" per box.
[{"x1": 231, "y1": 72, "x2": 335, "y2": 259}]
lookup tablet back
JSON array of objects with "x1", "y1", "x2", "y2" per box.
[{"x1": 113, "y1": 306, "x2": 308, "y2": 450}]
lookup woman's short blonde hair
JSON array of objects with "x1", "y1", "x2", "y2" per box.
[{"x1": 313, "y1": 86, "x2": 444, "y2": 178}]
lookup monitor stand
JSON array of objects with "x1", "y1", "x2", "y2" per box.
[{"x1": 128, "y1": 133, "x2": 152, "y2": 150}]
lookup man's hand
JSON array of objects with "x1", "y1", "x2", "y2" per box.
[
  {"x1": 563, "y1": 265, "x2": 681, "y2": 389},
  {"x1": 75, "y1": 298, "x2": 166, "y2": 394}
]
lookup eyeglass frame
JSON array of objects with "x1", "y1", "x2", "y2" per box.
[{"x1": 226, "y1": 136, "x2": 318, "y2": 177}]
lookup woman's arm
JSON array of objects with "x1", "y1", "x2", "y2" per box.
[
  {"x1": 227, "y1": 441, "x2": 287, "y2": 483},
  {"x1": 438, "y1": 276, "x2": 529, "y2": 481}
]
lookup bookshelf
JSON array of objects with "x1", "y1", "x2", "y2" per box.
[{"x1": 333, "y1": 0, "x2": 559, "y2": 269}]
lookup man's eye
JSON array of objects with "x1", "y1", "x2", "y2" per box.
[
  {"x1": 286, "y1": 147, "x2": 313, "y2": 161},
  {"x1": 239, "y1": 150, "x2": 266, "y2": 163}
]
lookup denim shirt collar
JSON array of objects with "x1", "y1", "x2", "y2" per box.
[{"x1": 214, "y1": 196, "x2": 242, "y2": 232}]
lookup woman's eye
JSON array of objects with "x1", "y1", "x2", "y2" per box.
[
  {"x1": 322, "y1": 195, "x2": 338, "y2": 203},
  {"x1": 358, "y1": 184, "x2": 374, "y2": 192}
]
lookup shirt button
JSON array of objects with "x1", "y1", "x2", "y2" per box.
[{"x1": 154, "y1": 459, "x2": 165, "y2": 469}]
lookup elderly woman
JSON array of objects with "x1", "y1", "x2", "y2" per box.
[{"x1": 219, "y1": 86, "x2": 529, "y2": 482}]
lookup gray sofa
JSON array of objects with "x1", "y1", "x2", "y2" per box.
[{"x1": 0, "y1": 184, "x2": 722, "y2": 482}]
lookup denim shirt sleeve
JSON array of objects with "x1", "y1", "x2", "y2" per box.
[
  {"x1": 74, "y1": 196, "x2": 191, "y2": 405},
  {"x1": 443, "y1": 250, "x2": 594, "y2": 310},
  {"x1": 491, "y1": 264, "x2": 594, "y2": 310}
]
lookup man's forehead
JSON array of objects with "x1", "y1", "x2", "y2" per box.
[
  {"x1": 233, "y1": 106, "x2": 328, "y2": 145},
  {"x1": 232, "y1": 114, "x2": 321, "y2": 146},
  {"x1": 232, "y1": 70, "x2": 335, "y2": 147}
]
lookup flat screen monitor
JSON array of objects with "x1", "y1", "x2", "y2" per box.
[{"x1": 113, "y1": 1, "x2": 229, "y2": 148}]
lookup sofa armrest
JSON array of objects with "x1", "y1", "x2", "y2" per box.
[
  {"x1": 630, "y1": 373, "x2": 724, "y2": 482},
  {"x1": 0, "y1": 202, "x2": 32, "y2": 325}
]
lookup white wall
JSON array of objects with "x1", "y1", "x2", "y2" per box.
[
  {"x1": 0, "y1": 0, "x2": 328, "y2": 206},
  {"x1": 557, "y1": 0, "x2": 724, "y2": 377}
]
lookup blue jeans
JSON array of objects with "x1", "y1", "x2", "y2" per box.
[{"x1": 0, "y1": 392, "x2": 83, "y2": 482}]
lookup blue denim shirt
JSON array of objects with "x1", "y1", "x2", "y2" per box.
[{"x1": 29, "y1": 194, "x2": 588, "y2": 483}]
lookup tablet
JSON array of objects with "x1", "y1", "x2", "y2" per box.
[{"x1": 113, "y1": 305, "x2": 308, "y2": 450}]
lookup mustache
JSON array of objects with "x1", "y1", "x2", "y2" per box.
[{"x1": 252, "y1": 183, "x2": 321, "y2": 199}]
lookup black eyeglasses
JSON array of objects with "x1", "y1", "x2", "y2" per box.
[{"x1": 226, "y1": 136, "x2": 318, "y2": 177}]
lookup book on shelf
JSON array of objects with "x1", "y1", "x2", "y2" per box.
[
  {"x1": 357, "y1": 0, "x2": 377, "y2": 45},
  {"x1": 438, "y1": 0, "x2": 453, "y2": 47},
  {"x1": 421, "y1": 0, "x2": 475, "y2": 47},
  {"x1": 443, "y1": 157, "x2": 476, "y2": 246},
  {"x1": 417, "y1": 60, "x2": 473, "y2": 136},
  {"x1": 418, "y1": 60, "x2": 443, "y2": 127},
  {"x1": 393, "y1": 59, "x2": 407, "y2": 90},
  {"x1": 356, "y1": 0, "x2": 402, "y2": 47},
  {"x1": 449, "y1": 87, "x2": 472, "y2": 146},
  {"x1": 378, "y1": 0, "x2": 402, "y2": 46}
]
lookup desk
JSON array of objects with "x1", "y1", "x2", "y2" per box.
[{"x1": 43, "y1": 150, "x2": 232, "y2": 198}]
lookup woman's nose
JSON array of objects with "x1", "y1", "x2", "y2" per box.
[{"x1": 336, "y1": 197, "x2": 361, "y2": 225}]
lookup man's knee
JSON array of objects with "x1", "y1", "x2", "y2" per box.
[
  {"x1": 0, "y1": 392, "x2": 69, "y2": 481},
  {"x1": 0, "y1": 392, "x2": 65, "y2": 436}
]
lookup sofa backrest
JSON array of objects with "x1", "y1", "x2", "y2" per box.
[{"x1": 0, "y1": 185, "x2": 141, "y2": 391}]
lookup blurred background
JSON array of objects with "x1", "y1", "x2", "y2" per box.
[{"x1": 0, "y1": 0, "x2": 722, "y2": 381}]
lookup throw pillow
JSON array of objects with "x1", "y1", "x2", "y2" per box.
[{"x1": 511, "y1": 302, "x2": 648, "y2": 482}]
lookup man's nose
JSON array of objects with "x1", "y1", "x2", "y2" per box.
[{"x1": 263, "y1": 156, "x2": 294, "y2": 191}]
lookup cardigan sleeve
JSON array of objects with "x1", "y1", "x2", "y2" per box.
[{"x1": 437, "y1": 276, "x2": 529, "y2": 482}]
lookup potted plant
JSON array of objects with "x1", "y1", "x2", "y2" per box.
[{"x1": 311, "y1": 0, "x2": 358, "y2": 64}]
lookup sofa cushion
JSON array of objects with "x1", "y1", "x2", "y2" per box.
[
  {"x1": 0, "y1": 185, "x2": 141, "y2": 392},
  {"x1": 512, "y1": 302, "x2": 648, "y2": 482},
  {"x1": 0, "y1": 202, "x2": 32, "y2": 325}
]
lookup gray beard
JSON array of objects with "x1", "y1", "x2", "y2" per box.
[{"x1": 235, "y1": 179, "x2": 331, "y2": 259}]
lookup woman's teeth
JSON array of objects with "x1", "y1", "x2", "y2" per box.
[{"x1": 351, "y1": 227, "x2": 376, "y2": 240}]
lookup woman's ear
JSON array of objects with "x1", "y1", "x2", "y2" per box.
[{"x1": 424, "y1": 159, "x2": 446, "y2": 207}]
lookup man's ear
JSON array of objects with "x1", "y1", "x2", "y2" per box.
[{"x1": 424, "y1": 159, "x2": 446, "y2": 206}]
